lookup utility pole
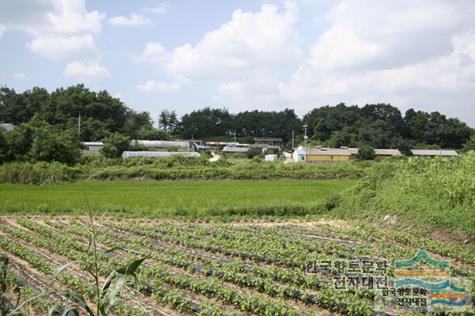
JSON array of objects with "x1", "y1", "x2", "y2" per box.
[
  {"x1": 291, "y1": 130, "x2": 295, "y2": 149},
  {"x1": 303, "y1": 124, "x2": 308, "y2": 163},
  {"x1": 78, "y1": 111, "x2": 81, "y2": 140}
]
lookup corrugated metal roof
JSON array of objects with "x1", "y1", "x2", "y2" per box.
[
  {"x1": 0, "y1": 123, "x2": 15, "y2": 132},
  {"x1": 132, "y1": 140, "x2": 190, "y2": 148},
  {"x1": 81, "y1": 142, "x2": 103, "y2": 146},
  {"x1": 374, "y1": 149, "x2": 401, "y2": 156},
  {"x1": 122, "y1": 151, "x2": 200, "y2": 158},
  {"x1": 410, "y1": 149, "x2": 458, "y2": 156}
]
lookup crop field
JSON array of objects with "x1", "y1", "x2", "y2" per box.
[
  {"x1": 0, "y1": 179, "x2": 355, "y2": 216},
  {"x1": 1, "y1": 216, "x2": 474, "y2": 315}
]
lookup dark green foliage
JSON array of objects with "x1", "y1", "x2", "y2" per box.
[
  {"x1": 462, "y1": 135, "x2": 475, "y2": 152},
  {"x1": 0, "y1": 85, "x2": 162, "y2": 141},
  {"x1": 180, "y1": 107, "x2": 302, "y2": 142},
  {"x1": 0, "y1": 162, "x2": 81, "y2": 184},
  {"x1": 304, "y1": 103, "x2": 473, "y2": 149},
  {"x1": 356, "y1": 145, "x2": 375, "y2": 160},
  {"x1": 100, "y1": 133, "x2": 130, "y2": 158},
  {"x1": 2, "y1": 118, "x2": 80, "y2": 164}
]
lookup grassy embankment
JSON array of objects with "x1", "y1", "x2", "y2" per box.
[
  {"x1": 329, "y1": 151, "x2": 475, "y2": 239},
  {"x1": 0, "y1": 157, "x2": 370, "y2": 184},
  {"x1": 0, "y1": 179, "x2": 356, "y2": 217}
]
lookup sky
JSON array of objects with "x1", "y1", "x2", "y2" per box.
[{"x1": 0, "y1": 0, "x2": 474, "y2": 127}]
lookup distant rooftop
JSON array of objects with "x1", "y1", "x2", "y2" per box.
[
  {"x1": 411, "y1": 149, "x2": 458, "y2": 156},
  {"x1": 0, "y1": 123, "x2": 15, "y2": 132},
  {"x1": 253, "y1": 137, "x2": 283, "y2": 141},
  {"x1": 308, "y1": 148, "x2": 352, "y2": 156}
]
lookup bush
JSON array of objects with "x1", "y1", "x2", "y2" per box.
[
  {"x1": 101, "y1": 133, "x2": 130, "y2": 158},
  {"x1": 0, "y1": 162, "x2": 82, "y2": 184},
  {"x1": 356, "y1": 145, "x2": 375, "y2": 160}
]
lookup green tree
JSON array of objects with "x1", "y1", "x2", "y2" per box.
[
  {"x1": 0, "y1": 130, "x2": 7, "y2": 163},
  {"x1": 463, "y1": 134, "x2": 475, "y2": 152},
  {"x1": 29, "y1": 126, "x2": 80, "y2": 164},
  {"x1": 356, "y1": 144, "x2": 375, "y2": 160},
  {"x1": 101, "y1": 133, "x2": 130, "y2": 158}
]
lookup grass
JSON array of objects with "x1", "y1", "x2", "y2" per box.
[
  {"x1": 331, "y1": 153, "x2": 475, "y2": 237},
  {"x1": 0, "y1": 179, "x2": 356, "y2": 217}
]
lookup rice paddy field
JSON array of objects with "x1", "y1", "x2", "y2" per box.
[
  {"x1": 0, "y1": 179, "x2": 356, "y2": 216},
  {"x1": 1, "y1": 216, "x2": 473, "y2": 315}
]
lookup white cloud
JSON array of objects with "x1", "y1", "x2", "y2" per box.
[
  {"x1": 135, "y1": 42, "x2": 169, "y2": 63},
  {"x1": 144, "y1": 3, "x2": 170, "y2": 14},
  {"x1": 27, "y1": 34, "x2": 96, "y2": 60},
  {"x1": 47, "y1": 0, "x2": 105, "y2": 34},
  {"x1": 136, "y1": 1, "x2": 300, "y2": 106},
  {"x1": 12, "y1": 73, "x2": 29, "y2": 81},
  {"x1": 136, "y1": 80, "x2": 181, "y2": 92},
  {"x1": 0, "y1": 0, "x2": 104, "y2": 60},
  {"x1": 278, "y1": 0, "x2": 475, "y2": 125},
  {"x1": 0, "y1": 25, "x2": 6, "y2": 38},
  {"x1": 64, "y1": 61, "x2": 110, "y2": 78},
  {"x1": 138, "y1": 2, "x2": 300, "y2": 81},
  {"x1": 107, "y1": 13, "x2": 154, "y2": 27}
]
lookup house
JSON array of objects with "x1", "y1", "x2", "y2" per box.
[
  {"x1": 0, "y1": 123, "x2": 15, "y2": 132},
  {"x1": 122, "y1": 151, "x2": 200, "y2": 159},
  {"x1": 410, "y1": 149, "x2": 458, "y2": 157}
]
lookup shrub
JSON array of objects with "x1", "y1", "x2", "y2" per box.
[
  {"x1": 356, "y1": 145, "x2": 375, "y2": 160},
  {"x1": 0, "y1": 162, "x2": 82, "y2": 184}
]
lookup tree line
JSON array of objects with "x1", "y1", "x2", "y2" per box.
[{"x1": 1, "y1": 84, "x2": 474, "y2": 164}]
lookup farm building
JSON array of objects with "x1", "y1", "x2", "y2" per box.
[
  {"x1": 80, "y1": 141, "x2": 103, "y2": 155},
  {"x1": 307, "y1": 148, "x2": 352, "y2": 162},
  {"x1": 253, "y1": 137, "x2": 283, "y2": 147},
  {"x1": 374, "y1": 149, "x2": 402, "y2": 160},
  {"x1": 410, "y1": 149, "x2": 458, "y2": 157},
  {"x1": 122, "y1": 151, "x2": 200, "y2": 159},
  {"x1": 131, "y1": 140, "x2": 192, "y2": 149},
  {"x1": 222, "y1": 146, "x2": 249, "y2": 153},
  {"x1": 341, "y1": 147, "x2": 401, "y2": 160}
]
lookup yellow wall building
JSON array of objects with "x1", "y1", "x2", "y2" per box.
[{"x1": 307, "y1": 148, "x2": 352, "y2": 162}]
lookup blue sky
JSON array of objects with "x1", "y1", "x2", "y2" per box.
[{"x1": 1, "y1": 0, "x2": 475, "y2": 126}]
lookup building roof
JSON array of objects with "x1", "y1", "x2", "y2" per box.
[
  {"x1": 122, "y1": 151, "x2": 200, "y2": 158},
  {"x1": 410, "y1": 149, "x2": 458, "y2": 156},
  {"x1": 132, "y1": 140, "x2": 191, "y2": 148},
  {"x1": 308, "y1": 148, "x2": 352, "y2": 156},
  {"x1": 374, "y1": 149, "x2": 401, "y2": 156},
  {"x1": 222, "y1": 146, "x2": 249, "y2": 153},
  {"x1": 81, "y1": 141, "x2": 103, "y2": 146},
  {"x1": 253, "y1": 137, "x2": 283, "y2": 142},
  {"x1": 0, "y1": 123, "x2": 15, "y2": 132}
]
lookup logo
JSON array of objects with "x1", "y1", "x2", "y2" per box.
[{"x1": 375, "y1": 247, "x2": 472, "y2": 313}]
